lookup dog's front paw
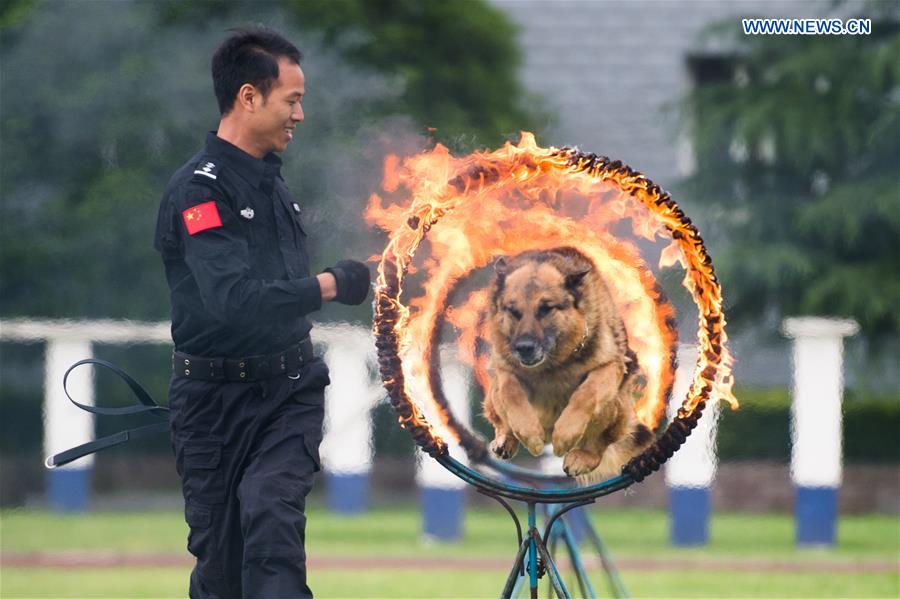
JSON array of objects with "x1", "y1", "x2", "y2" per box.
[
  {"x1": 562, "y1": 449, "x2": 601, "y2": 477},
  {"x1": 551, "y1": 419, "x2": 586, "y2": 456},
  {"x1": 490, "y1": 434, "x2": 519, "y2": 460},
  {"x1": 507, "y1": 416, "x2": 546, "y2": 456},
  {"x1": 518, "y1": 434, "x2": 546, "y2": 457}
]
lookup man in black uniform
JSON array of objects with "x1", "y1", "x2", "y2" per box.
[{"x1": 154, "y1": 28, "x2": 370, "y2": 598}]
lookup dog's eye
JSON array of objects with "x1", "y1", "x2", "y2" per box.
[
  {"x1": 506, "y1": 306, "x2": 522, "y2": 320},
  {"x1": 537, "y1": 304, "x2": 554, "y2": 318}
]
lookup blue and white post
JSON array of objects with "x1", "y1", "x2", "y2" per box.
[
  {"x1": 415, "y1": 348, "x2": 470, "y2": 542},
  {"x1": 782, "y1": 317, "x2": 858, "y2": 547},
  {"x1": 665, "y1": 344, "x2": 720, "y2": 546},
  {"x1": 319, "y1": 324, "x2": 379, "y2": 514},
  {"x1": 44, "y1": 338, "x2": 94, "y2": 511}
]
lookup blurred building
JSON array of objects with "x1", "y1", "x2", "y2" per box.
[{"x1": 493, "y1": 0, "x2": 869, "y2": 185}]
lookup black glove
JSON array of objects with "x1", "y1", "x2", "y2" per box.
[{"x1": 323, "y1": 259, "x2": 371, "y2": 305}]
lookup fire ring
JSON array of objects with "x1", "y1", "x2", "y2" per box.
[{"x1": 371, "y1": 135, "x2": 735, "y2": 502}]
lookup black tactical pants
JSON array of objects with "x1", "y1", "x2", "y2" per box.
[{"x1": 169, "y1": 357, "x2": 330, "y2": 599}]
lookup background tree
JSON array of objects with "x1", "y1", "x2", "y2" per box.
[{"x1": 679, "y1": 9, "x2": 900, "y2": 343}]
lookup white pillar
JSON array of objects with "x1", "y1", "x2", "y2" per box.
[
  {"x1": 0, "y1": 319, "x2": 170, "y2": 511},
  {"x1": 320, "y1": 326, "x2": 379, "y2": 514},
  {"x1": 44, "y1": 339, "x2": 94, "y2": 510},
  {"x1": 416, "y1": 347, "x2": 470, "y2": 541},
  {"x1": 665, "y1": 344, "x2": 719, "y2": 545},
  {"x1": 783, "y1": 316, "x2": 858, "y2": 546}
]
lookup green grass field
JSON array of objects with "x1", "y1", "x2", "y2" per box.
[{"x1": 2, "y1": 504, "x2": 898, "y2": 598}]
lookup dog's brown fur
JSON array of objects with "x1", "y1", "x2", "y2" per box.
[{"x1": 483, "y1": 247, "x2": 653, "y2": 480}]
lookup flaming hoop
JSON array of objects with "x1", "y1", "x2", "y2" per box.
[{"x1": 369, "y1": 133, "x2": 736, "y2": 500}]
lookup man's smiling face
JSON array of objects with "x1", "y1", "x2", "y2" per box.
[{"x1": 252, "y1": 56, "x2": 305, "y2": 155}]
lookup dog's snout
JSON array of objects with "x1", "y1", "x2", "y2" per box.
[
  {"x1": 514, "y1": 338, "x2": 537, "y2": 357},
  {"x1": 513, "y1": 337, "x2": 543, "y2": 366}
]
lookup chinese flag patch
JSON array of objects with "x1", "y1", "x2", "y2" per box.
[{"x1": 182, "y1": 201, "x2": 223, "y2": 235}]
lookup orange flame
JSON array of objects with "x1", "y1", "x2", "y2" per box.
[{"x1": 368, "y1": 133, "x2": 736, "y2": 451}]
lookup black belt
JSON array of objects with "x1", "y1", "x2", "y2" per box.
[{"x1": 173, "y1": 338, "x2": 314, "y2": 382}]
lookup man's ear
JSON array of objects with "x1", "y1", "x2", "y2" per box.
[{"x1": 237, "y1": 83, "x2": 258, "y2": 113}]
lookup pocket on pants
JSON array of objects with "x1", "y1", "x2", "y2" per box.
[
  {"x1": 185, "y1": 503, "x2": 211, "y2": 561},
  {"x1": 184, "y1": 501, "x2": 222, "y2": 578},
  {"x1": 302, "y1": 433, "x2": 322, "y2": 473},
  {"x1": 185, "y1": 501, "x2": 212, "y2": 529},
  {"x1": 183, "y1": 440, "x2": 225, "y2": 504}
]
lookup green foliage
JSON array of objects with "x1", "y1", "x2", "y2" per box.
[
  {"x1": 680, "y1": 10, "x2": 900, "y2": 342},
  {"x1": 716, "y1": 388, "x2": 792, "y2": 461},
  {"x1": 842, "y1": 390, "x2": 900, "y2": 463},
  {"x1": 0, "y1": 0, "x2": 32, "y2": 31},
  {"x1": 717, "y1": 387, "x2": 900, "y2": 463}
]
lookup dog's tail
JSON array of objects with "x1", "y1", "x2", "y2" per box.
[{"x1": 576, "y1": 421, "x2": 654, "y2": 485}]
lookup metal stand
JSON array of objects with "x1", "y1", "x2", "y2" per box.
[{"x1": 485, "y1": 494, "x2": 628, "y2": 599}]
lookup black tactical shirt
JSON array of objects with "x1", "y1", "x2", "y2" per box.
[{"x1": 154, "y1": 132, "x2": 321, "y2": 357}]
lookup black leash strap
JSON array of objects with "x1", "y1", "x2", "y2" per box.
[{"x1": 45, "y1": 359, "x2": 169, "y2": 469}]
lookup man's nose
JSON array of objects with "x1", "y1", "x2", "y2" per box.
[{"x1": 292, "y1": 105, "x2": 304, "y2": 122}]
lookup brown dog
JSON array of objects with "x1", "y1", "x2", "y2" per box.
[{"x1": 483, "y1": 247, "x2": 653, "y2": 479}]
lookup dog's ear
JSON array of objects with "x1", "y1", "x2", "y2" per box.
[
  {"x1": 491, "y1": 257, "x2": 508, "y2": 309},
  {"x1": 564, "y1": 264, "x2": 591, "y2": 291},
  {"x1": 564, "y1": 263, "x2": 591, "y2": 309},
  {"x1": 493, "y1": 257, "x2": 509, "y2": 276}
]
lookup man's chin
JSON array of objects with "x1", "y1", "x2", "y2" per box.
[{"x1": 270, "y1": 141, "x2": 291, "y2": 154}]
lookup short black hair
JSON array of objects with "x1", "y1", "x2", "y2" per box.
[{"x1": 211, "y1": 27, "x2": 303, "y2": 115}]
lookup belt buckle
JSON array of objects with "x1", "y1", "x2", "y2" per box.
[{"x1": 287, "y1": 349, "x2": 301, "y2": 380}]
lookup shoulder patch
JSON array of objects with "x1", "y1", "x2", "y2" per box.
[
  {"x1": 182, "y1": 201, "x2": 223, "y2": 235},
  {"x1": 192, "y1": 159, "x2": 219, "y2": 181}
]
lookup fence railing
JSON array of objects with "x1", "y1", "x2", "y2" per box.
[{"x1": 0, "y1": 316, "x2": 857, "y2": 545}]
